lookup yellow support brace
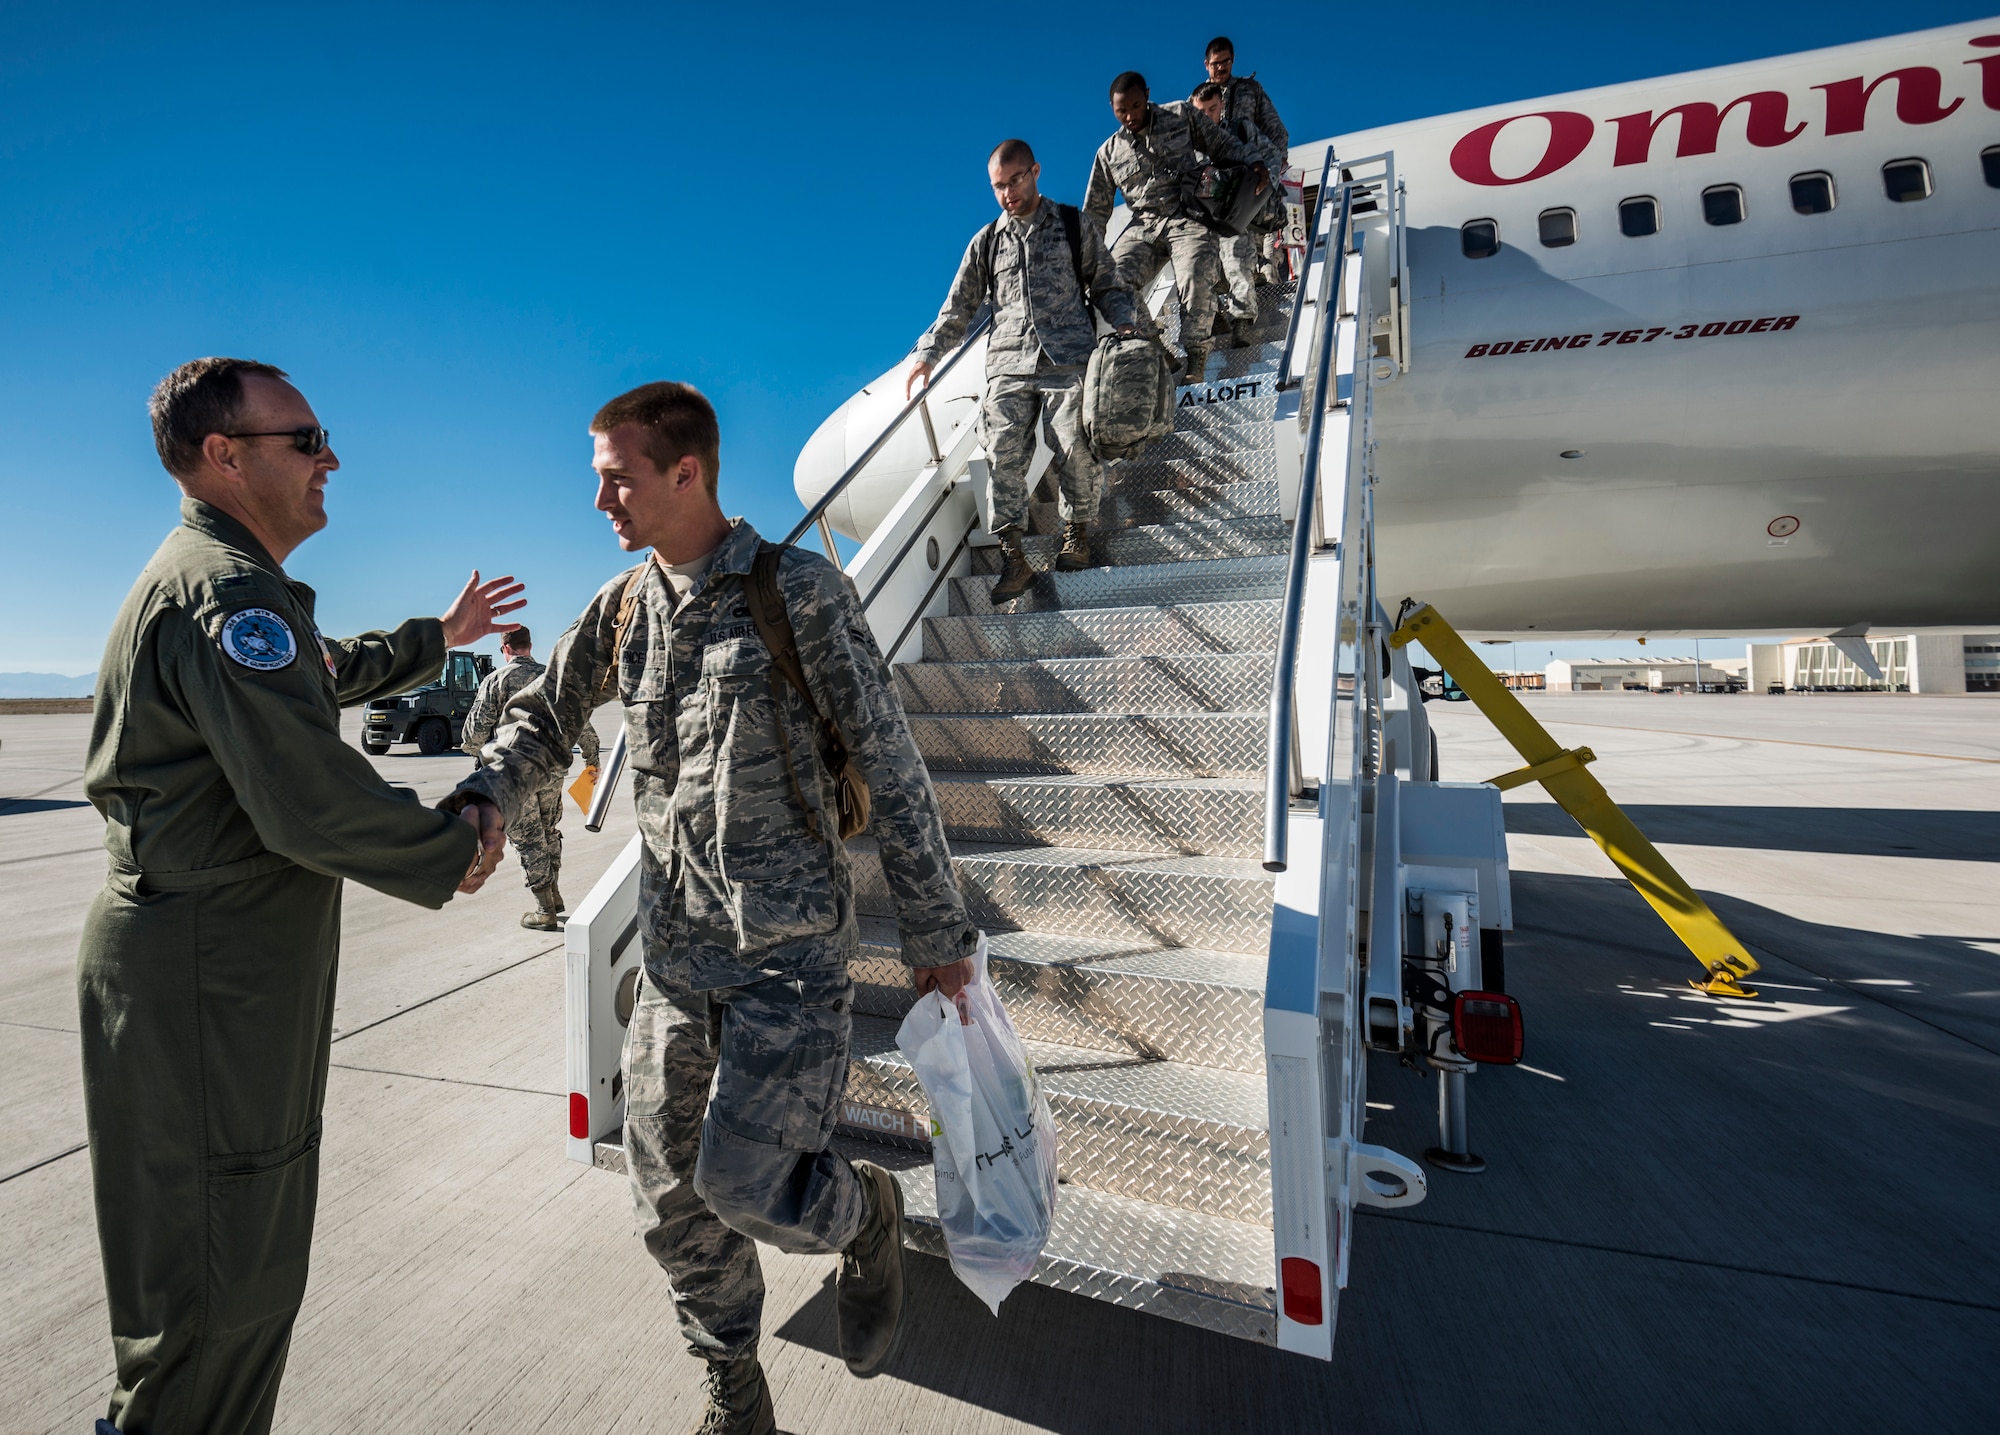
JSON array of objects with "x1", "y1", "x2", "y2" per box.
[{"x1": 1390, "y1": 602, "x2": 1761, "y2": 999}]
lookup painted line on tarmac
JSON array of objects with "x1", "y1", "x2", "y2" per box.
[
  {"x1": 1539, "y1": 719, "x2": 2000, "y2": 765},
  {"x1": 328, "y1": 1061, "x2": 561, "y2": 1100},
  {"x1": 1363, "y1": 1210, "x2": 2000, "y2": 1313},
  {"x1": 329, "y1": 942, "x2": 564, "y2": 1045},
  {"x1": 0, "y1": 1141, "x2": 87, "y2": 1185}
]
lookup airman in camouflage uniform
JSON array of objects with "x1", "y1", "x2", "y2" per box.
[
  {"x1": 1086, "y1": 71, "x2": 1267, "y2": 384},
  {"x1": 452, "y1": 382, "x2": 976, "y2": 1435},
  {"x1": 910, "y1": 138, "x2": 1137, "y2": 602},
  {"x1": 1205, "y1": 37, "x2": 1292, "y2": 285},
  {"x1": 461, "y1": 624, "x2": 600, "y2": 929},
  {"x1": 1191, "y1": 80, "x2": 1286, "y2": 346}
]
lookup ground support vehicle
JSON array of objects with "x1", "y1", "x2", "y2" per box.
[{"x1": 361, "y1": 649, "x2": 493, "y2": 755}]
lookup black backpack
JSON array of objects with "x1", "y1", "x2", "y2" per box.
[{"x1": 979, "y1": 202, "x2": 1090, "y2": 321}]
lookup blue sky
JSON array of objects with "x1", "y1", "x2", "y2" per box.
[{"x1": 2, "y1": 1, "x2": 1986, "y2": 675}]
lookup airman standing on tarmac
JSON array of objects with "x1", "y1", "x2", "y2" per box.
[
  {"x1": 461, "y1": 624, "x2": 600, "y2": 929},
  {"x1": 450, "y1": 381, "x2": 979, "y2": 1435},
  {"x1": 908, "y1": 138, "x2": 1138, "y2": 603},
  {"x1": 1086, "y1": 71, "x2": 1268, "y2": 383},
  {"x1": 79, "y1": 356, "x2": 522, "y2": 1435}
]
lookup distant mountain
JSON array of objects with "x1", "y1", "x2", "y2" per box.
[{"x1": 0, "y1": 672, "x2": 97, "y2": 698}]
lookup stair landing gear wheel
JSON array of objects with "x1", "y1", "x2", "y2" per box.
[
  {"x1": 416, "y1": 718, "x2": 451, "y2": 756},
  {"x1": 1423, "y1": 1146, "x2": 1487, "y2": 1174}
]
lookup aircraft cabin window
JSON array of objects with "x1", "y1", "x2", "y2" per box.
[
  {"x1": 1790, "y1": 172, "x2": 1836, "y2": 214},
  {"x1": 1985, "y1": 146, "x2": 2000, "y2": 188},
  {"x1": 1882, "y1": 158, "x2": 1933, "y2": 202},
  {"x1": 1618, "y1": 196, "x2": 1660, "y2": 237},
  {"x1": 1461, "y1": 219, "x2": 1500, "y2": 259},
  {"x1": 1538, "y1": 207, "x2": 1577, "y2": 247},
  {"x1": 1701, "y1": 185, "x2": 1746, "y2": 226}
]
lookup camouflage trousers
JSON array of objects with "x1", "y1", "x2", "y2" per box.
[
  {"x1": 511, "y1": 779, "x2": 565, "y2": 892},
  {"x1": 622, "y1": 964, "x2": 866, "y2": 1361},
  {"x1": 1218, "y1": 230, "x2": 1260, "y2": 324},
  {"x1": 1113, "y1": 215, "x2": 1222, "y2": 355},
  {"x1": 981, "y1": 367, "x2": 1101, "y2": 534}
]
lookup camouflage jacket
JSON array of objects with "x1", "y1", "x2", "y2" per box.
[
  {"x1": 454, "y1": 519, "x2": 978, "y2": 990},
  {"x1": 1222, "y1": 73, "x2": 1288, "y2": 157},
  {"x1": 917, "y1": 199, "x2": 1136, "y2": 378},
  {"x1": 1085, "y1": 100, "x2": 1261, "y2": 227},
  {"x1": 462, "y1": 655, "x2": 600, "y2": 767}
]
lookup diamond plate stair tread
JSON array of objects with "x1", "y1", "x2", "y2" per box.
[
  {"x1": 843, "y1": 1015, "x2": 1271, "y2": 1221},
  {"x1": 1107, "y1": 445, "x2": 1280, "y2": 499},
  {"x1": 832, "y1": 1136, "x2": 1277, "y2": 1343},
  {"x1": 968, "y1": 514, "x2": 1288, "y2": 574},
  {"x1": 949, "y1": 554, "x2": 1286, "y2": 618},
  {"x1": 929, "y1": 772, "x2": 1263, "y2": 856},
  {"x1": 1134, "y1": 423, "x2": 1278, "y2": 464},
  {"x1": 855, "y1": 916, "x2": 1264, "y2": 989},
  {"x1": 898, "y1": 652, "x2": 1274, "y2": 715},
  {"x1": 1032, "y1": 480, "x2": 1280, "y2": 538},
  {"x1": 851, "y1": 839, "x2": 1275, "y2": 954},
  {"x1": 850, "y1": 917, "x2": 1265, "y2": 1072},
  {"x1": 849, "y1": 1014, "x2": 1266, "y2": 1131},
  {"x1": 921, "y1": 599, "x2": 1280, "y2": 662},
  {"x1": 909, "y1": 710, "x2": 1265, "y2": 778}
]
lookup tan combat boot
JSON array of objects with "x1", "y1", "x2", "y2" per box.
[
  {"x1": 836, "y1": 1161, "x2": 907, "y2": 1377},
  {"x1": 521, "y1": 884, "x2": 563, "y2": 931},
  {"x1": 989, "y1": 529, "x2": 1034, "y2": 604},
  {"x1": 1182, "y1": 344, "x2": 1210, "y2": 382},
  {"x1": 690, "y1": 1353, "x2": 775, "y2": 1435},
  {"x1": 1055, "y1": 521, "x2": 1093, "y2": 572}
]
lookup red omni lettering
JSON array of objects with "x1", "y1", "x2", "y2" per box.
[
  {"x1": 1449, "y1": 111, "x2": 1595, "y2": 186},
  {"x1": 1963, "y1": 35, "x2": 2000, "y2": 108},
  {"x1": 1609, "y1": 92, "x2": 1804, "y2": 166},
  {"x1": 1450, "y1": 40, "x2": 1998, "y2": 184},
  {"x1": 1815, "y1": 68, "x2": 1963, "y2": 134}
]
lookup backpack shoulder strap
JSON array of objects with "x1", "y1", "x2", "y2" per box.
[
  {"x1": 979, "y1": 218, "x2": 1002, "y2": 306},
  {"x1": 743, "y1": 543, "x2": 816, "y2": 712},
  {"x1": 1058, "y1": 202, "x2": 1088, "y2": 308},
  {"x1": 595, "y1": 561, "x2": 649, "y2": 701}
]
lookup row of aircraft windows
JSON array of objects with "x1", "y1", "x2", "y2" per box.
[{"x1": 1461, "y1": 147, "x2": 2000, "y2": 258}]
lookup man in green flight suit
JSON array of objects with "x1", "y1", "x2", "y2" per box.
[{"x1": 78, "y1": 356, "x2": 523, "y2": 1434}]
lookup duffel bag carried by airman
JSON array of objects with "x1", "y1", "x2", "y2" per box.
[
  {"x1": 1188, "y1": 161, "x2": 1269, "y2": 236},
  {"x1": 1082, "y1": 331, "x2": 1174, "y2": 462}
]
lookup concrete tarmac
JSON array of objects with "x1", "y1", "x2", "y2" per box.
[{"x1": 2, "y1": 694, "x2": 1995, "y2": 1432}]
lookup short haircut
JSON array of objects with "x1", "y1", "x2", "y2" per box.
[
  {"x1": 503, "y1": 626, "x2": 532, "y2": 650},
  {"x1": 988, "y1": 138, "x2": 1036, "y2": 170},
  {"x1": 591, "y1": 381, "x2": 721, "y2": 495},
  {"x1": 1191, "y1": 80, "x2": 1224, "y2": 103},
  {"x1": 1109, "y1": 70, "x2": 1147, "y2": 100},
  {"x1": 1205, "y1": 36, "x2": 1234, "y2": 59},
  {"x1": 149, "y1": 357, "x2": 291, "y2": 480}
]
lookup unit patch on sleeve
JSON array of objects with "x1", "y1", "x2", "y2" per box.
[{"x1": 220, "y1": 608, "x2": 298, "y2": 671}]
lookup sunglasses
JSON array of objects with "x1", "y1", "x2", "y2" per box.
[{"x1": 225, "y1": 426, "x2": 331, "y2": 456}]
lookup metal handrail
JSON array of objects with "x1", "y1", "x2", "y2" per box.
[
  {"x1": 1263, "y1": 181, "x2": 1355, "y2": 873},
  {"x1": 782, "y1": 312, "x2": 995, "y2": 547},
  {"x1": 1275, "y1": 148, "x2": 1338, "y2": 393}
]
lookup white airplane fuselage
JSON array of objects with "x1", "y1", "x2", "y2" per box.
[{"x1": 799, "y1": 19, "x2": 2000, "y2": 637}]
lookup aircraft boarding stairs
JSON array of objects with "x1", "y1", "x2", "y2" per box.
[{"x1": 566, "y1": 155, "x2": 1507, "y2": 1358}]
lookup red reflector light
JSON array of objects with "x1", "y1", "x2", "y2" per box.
[
  {"x1": 1453, "y1": 991, "x2": 1524, "y2": 1064},
  {"x1": 1280, "y1": 1256, "x2": 1324, "y2": 1325},
  {"x1": 569, "y1": 1092, "x2": 590, "y2": 1140}
]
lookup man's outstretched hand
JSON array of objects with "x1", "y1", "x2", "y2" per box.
[
  {"x1": 454, "y1": 799, "x2": 507, "y2": 893},
  {"x1": 441, "y1": 570, "x2": 528, "y2": 647}
]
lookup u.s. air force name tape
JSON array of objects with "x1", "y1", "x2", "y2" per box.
[{"x1": 220, "y1": 608, "x2": 297, "y2": 671}]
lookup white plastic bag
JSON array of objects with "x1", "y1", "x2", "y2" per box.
[{"x1": 895, "y1": 933, "x2": 1058, "y2": 1314}]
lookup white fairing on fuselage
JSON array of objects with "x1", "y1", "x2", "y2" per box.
[{"x1": 799, "y1": 19, "x2": 2000, "y2": 636}]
